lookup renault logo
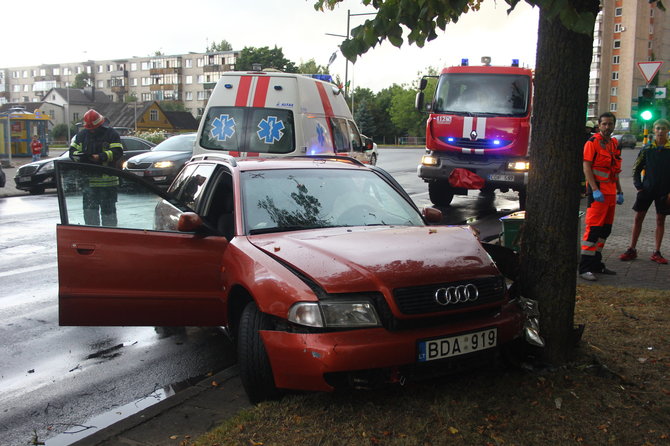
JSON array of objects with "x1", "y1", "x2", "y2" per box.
[
  {"x1": 470, "y1": 130, "x2": 478, "y2": 141},
  {"x1": 434, "y1": 284, "x2": 479, "y2": 305}
]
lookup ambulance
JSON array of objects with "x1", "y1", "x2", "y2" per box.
[
  {"x1": 416, "y1": 57, "x2": 533, "y2": 208},
  {"x1": 193, "y1": 70, "x2": 377, "y2": 165}
]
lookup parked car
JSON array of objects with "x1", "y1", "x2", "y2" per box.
[
  {"x1": 54, "y1": 154, "x2": 532, "y2": 403},
  {"x1": 613, "y1": 133, "x2": 637, "y2": 149},
  {"x1": 359, "y1": 134, "x2": 378, "y2": 165},
  {"x1": 123, "y1": 133, "x2": 196, "y2": 188},
  {"x1": 13, "y1": 136, "x2": 155, "y2": 195}
]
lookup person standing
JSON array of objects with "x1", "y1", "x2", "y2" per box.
[
  {"x1": 579, "y1": 112, "x2": 623, "y2": 281},
  {"x1": 69, "y1": 109, "x2": 124, "y2": 226},
  {"x1": 31, "y1": 135, "x2": 42, "y2": 162},
  {"x1": 619, "y1": 118, "x2": 670, "y2": 264}
]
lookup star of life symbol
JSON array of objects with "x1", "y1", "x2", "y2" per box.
[
  {"x1": 316, "y1": 122, "x2": 326, "y2": 147},
  {"x1": 257, "y1": 116, "x2": 285, "y2": 144},
  {"x1": 210, "y1": 114, "x2": 236, "y2": 141}
]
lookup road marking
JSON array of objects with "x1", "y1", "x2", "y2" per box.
[{"x1": 0, "y1": 262, "x2": 58, "y2": 278}]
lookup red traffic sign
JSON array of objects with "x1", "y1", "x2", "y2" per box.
[{"x1": 637, "y1": 61, "x2": 663, "y2": 84}]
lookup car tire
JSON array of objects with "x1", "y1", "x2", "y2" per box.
[
  {"x1": 238, "y1": 301, "x2": 282, "y2": 404},
  {"x1": 29, "y1": 187, "x2": 45, "y2": 195},
  {"x1": 428, "y1": 181, "x2": 454, "y2": 207},
  {"x1": 369, "y1": 153, "x2": 377, "y2": 166}
]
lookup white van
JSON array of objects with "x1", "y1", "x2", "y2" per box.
[{"x1": 193, "y1": 71, "x2": 377, "y2": 164}]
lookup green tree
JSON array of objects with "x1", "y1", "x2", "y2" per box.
[
  {"x1": 314, "y1": 0, "x2": 643, "y2": 364},
  {"x1": 373, "y1": 85, "x2": 405, "y2": 144},
  {"x1": 236, "y1": 46, "x2": 298, "y2": 73},
  {"x1": 207, "y1": 39, "x2": 233, "y2": 52},
  {"x1": 354, "y1": 97, "x2": 376, "y2": 136},
  {"x1": 159, "y1": 101, "x2": 187, "y2": 112},
  {"x1": 389, "y1": 86, "x2": 425, "y2": 136},
  {"x1": 298, "y1": 58, "x2": 329, "y2": 74},
  {"x1": 72, "y1": 72, "x2": 90, "y2": 89},
  {"x1": 124, "y1": 93, "x2": 138, "y2": 103}
]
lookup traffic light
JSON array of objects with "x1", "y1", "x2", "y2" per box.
[{"x1": 638, "y1": 88, "x2": 656, "y2": 122}]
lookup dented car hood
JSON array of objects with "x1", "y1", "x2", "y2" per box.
[{"x1": 249, "y1": 225, "x2": 498, "y2": 293}]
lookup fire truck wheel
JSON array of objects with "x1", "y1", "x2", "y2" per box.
[{"x1": 428, "y1": 181, "x2": 454, "y2": 207}]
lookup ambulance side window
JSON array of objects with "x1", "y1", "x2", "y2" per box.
[
  {"x1": 346, "y1": 120, "x2": 364, "y2": 152},
  {"x1": 329, "y1": 118, "x2": 351, "y2": 153}
]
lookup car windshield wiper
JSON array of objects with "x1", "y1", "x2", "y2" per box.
[{"x1": 249, "y1": 224, "x2": 325, "y2": 235}]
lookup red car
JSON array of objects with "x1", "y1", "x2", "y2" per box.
[{"x1": 55, "y1": 155, "x2": 530, "y2": 402}]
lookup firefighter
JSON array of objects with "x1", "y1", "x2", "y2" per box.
[
  {"x1": 579, "y1": 112, "x2": 623, "y2": 281},
  {"x1": 69, "y1": 109, "x2": 124, "y2": 226}
]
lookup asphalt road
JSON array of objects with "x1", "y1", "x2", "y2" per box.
[{"x1": 0, "y1": 147, "x2": 522, "y2": 446}]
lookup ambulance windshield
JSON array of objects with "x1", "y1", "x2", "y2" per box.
[
  {"x1": 200, "y1": 107, "x2": 295, "y2": 154},
  {"x1": 433, "y1": 73, "x2": 530, "y2": 117}
]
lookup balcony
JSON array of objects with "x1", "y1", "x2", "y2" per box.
[
  {"x1": 34, "y1": 75, "x2": 61, "y2": 82},
  {"x1": 149, "y1": 67, "x2": 182, "y2": 75},
  {"x1": 150, "y1": 84, "x2": 179, "y2": 91},
  {"x1": 111, "y1": 85, "x2": 128, "y2": 93},
  {"x1": 203, "y1": 82, "x2": 216, "y2": 90},
  {"x1": 109, "y1": 70, "x2": 128, "y2": 78},
  {"x1": 203, "y1": 63, "x2": 234, "y2": 73}
]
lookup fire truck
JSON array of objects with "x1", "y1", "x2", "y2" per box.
[{"x1": 416, "y1": 57, "x2": 533, "y2": 208}]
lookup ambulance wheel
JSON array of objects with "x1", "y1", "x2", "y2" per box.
[
  {"x1": 428, "y1": 181, "x2": 454, "y2": 207},
  {"x1": 369, "y1": 153, "x2": 377, "y2": 166},
  {"x1": 238, "y1": 301, "x2": 282, "y2": 404},
  {"x1": 518, "y1": 189, "x2": 527, "y2": 210}
]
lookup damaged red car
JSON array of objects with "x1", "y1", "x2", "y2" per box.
[{"x1": 55, "y1": 155, "x2": 533, "y2": 403}]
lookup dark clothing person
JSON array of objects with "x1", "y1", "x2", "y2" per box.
[{"x1": 69, "y1": 110, "x2": 124, "y2": 226}]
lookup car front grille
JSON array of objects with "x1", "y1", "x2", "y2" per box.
[
  {"x1": 438, "y1": 137, "x2": 512, "y2": 150},
  {"x1": 393, "y1": 276, "x2": 506, "y2": 315},
  {"x1": 126, "y1": 161, "x2": 152, "y2": 169},
  {"x1": 18, "y1": 165, "x2": 39, "y2": 175}
]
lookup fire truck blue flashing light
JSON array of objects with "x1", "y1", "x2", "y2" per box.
[
  {"x1": 447, "y1": 137, "x2": 455, "y2": 143},
  {"x1": 461, "y1": 59, "x2": 469, "y2": 66},
  {"x1": 512, "y1": 59, "x2": 519, "y2": 67},
  {"x1": 493, "y1": 139, "x2": 501, "y2": 146}
]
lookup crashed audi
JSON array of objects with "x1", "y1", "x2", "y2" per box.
[{"x1": 55, "y1": 154, "x2": 537, "y2": 403}]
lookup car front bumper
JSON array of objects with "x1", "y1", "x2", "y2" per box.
[
  {"x1": 261, "y1": 301, "x2": 526, "y2": 392},
  {"x1": 14, "y1": 173, "x2": 55, "y2": 191}
]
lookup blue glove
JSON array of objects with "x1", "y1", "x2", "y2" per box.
[
  {"x1": 617, "y1": 192, "x2": 624, "y2": 205},
  {"x1": 593, "y1": 189, "x2": 605, "y2": 202}
]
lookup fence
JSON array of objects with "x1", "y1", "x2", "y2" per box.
[{"x1": 397, "y1": 136, "x2": 426, "y2": 146}]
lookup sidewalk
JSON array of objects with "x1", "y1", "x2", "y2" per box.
[{"x1": 5, "y1": 146, "x2": 667, "y2": 446}]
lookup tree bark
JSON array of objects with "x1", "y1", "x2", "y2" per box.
[{"x1": 519, "y1": 0, "x2": 599, "y2": 364}]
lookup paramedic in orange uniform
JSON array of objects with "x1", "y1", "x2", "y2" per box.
[{"x1": 579, "y1": 112, "x2": 623, "y2": 281}]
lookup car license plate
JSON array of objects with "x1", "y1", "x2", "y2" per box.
[
  {"x1": 488, "y1": 174, "x2": 515, "y2": 182},
  {"x1": 18, "y1": 176, "x2": 31, "y2": 183},
  {"x1": 130, "y1": 171, "x2": 144, "y2": 176},
  {"x1": 418, "y1": 328, "x2": 497, "y2": 362}
]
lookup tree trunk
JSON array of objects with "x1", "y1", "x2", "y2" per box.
[{"x1": 519, "y1": 1, "x2": 599, "y2": 364}]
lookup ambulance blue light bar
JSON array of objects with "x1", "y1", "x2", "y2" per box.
[
  {"x1": 461, "y1": 59, "x2": 469, "y2": 66},
  {"x1": 307, "y1": 74, "x2": 334, "y2": 83},
  {"x1": 512, "y1": 59, "x2": 519, "y2": 67}
]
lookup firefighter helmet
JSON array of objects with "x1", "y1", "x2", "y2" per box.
[{"x1": 83, "y1": 109, "x2": 105, "y2": 129}]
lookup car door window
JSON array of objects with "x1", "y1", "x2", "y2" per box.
[
  {"x1": 122, "y1": 138, "x2": 143, "y2": 151},
  {"x1": 175, "y1": 164, "x2": 217, "y2": 210},
  {"x1": 329, "y1": 118, "x2": 351, "y2": 153},
  {"x1": 56, "y1": 161, "x2": 186, "y2": 232},
  {"x1": 347, "y1": 120, "x2": 364, "y2": 152}
]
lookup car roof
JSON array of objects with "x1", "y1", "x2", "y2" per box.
[{"x1": 188, "y1": 154, "x2": 371, "y2": 173}]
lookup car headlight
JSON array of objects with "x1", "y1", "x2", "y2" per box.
[
  {"x1": 288, "y1": 301, "x2": 381, "y2": 328},
  {"x1": 507, "y1": 161, "x2": 529, "y2": 171},
  {"x1": 122, "y1": 160, "x2": 128, "y2": 169},
  {"x1": 153, "y1": 161, "x2": 174, "y2": 169},
  {"x1": 38, "y1": 160, "x2": 55, "y2": 173},
  {"x1": 421, "y1": 155, "x2": 439, "y2": 167}
]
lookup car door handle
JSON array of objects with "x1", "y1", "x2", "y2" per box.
[{"x1": 72, "y1": 243, "x2": 96, "y2": 255}]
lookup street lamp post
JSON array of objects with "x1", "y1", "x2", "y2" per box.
[{"x1": 325, "y1": 9, "x2": 376, "y2": 108}]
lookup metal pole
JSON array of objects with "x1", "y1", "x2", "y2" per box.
[
  {"x1": 66, "y1": 79, "x2": 71, "y2": 143},
  {"x1": 344, "y1": 10, "x2": 350, "y2": 98}
]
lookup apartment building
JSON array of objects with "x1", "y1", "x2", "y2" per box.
[
  {"x1": 0, "y1": 50, "x2": 239, "y2": 118},
  {"x1": 589, "y1": 0, "x2": 669, "y2": 129}
]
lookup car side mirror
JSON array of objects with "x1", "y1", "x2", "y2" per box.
[
  {"x1": 422, "y1": 206, "x2": 442, "y2": 224},
  {"x1": 364, "y1": 137, "x2": 374, "y2": 150},
  {"x1": 178, "y1": 212, "x2": 204, "y2": 232}
]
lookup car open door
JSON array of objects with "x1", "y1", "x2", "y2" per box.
[{"x1": 55, "y1": 161, "x2": 228, "y2": 326}]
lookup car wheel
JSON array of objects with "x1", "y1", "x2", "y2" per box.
[
  {"x1": 369, "y1": 153, "x2": 377, "y2": 166},
  {"x1": 428, "y1": 181, "x2": 454, "y2": 207},
  {"x1": 29, "y1": 187, "x2": 45, "y2": 195},
  {"x1": 238, "y1": 301, "x2": 282, "y2": 404}
]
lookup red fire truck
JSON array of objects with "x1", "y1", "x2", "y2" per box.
[{"x1": 416, "y1": 57, "x2": 533, "y2": 208}]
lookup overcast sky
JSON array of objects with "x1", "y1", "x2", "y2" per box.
[{"x1": 3, "y1": 0, "x2": 539, "y2": 92}]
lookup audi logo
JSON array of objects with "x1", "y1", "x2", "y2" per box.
[{"x1": 434, "y1": 284, "x2": 479, "y2": 305}]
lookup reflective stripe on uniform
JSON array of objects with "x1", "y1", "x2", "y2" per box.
[{"x1": 90, "y1": 174, "x2": 120, "y2": 187}]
